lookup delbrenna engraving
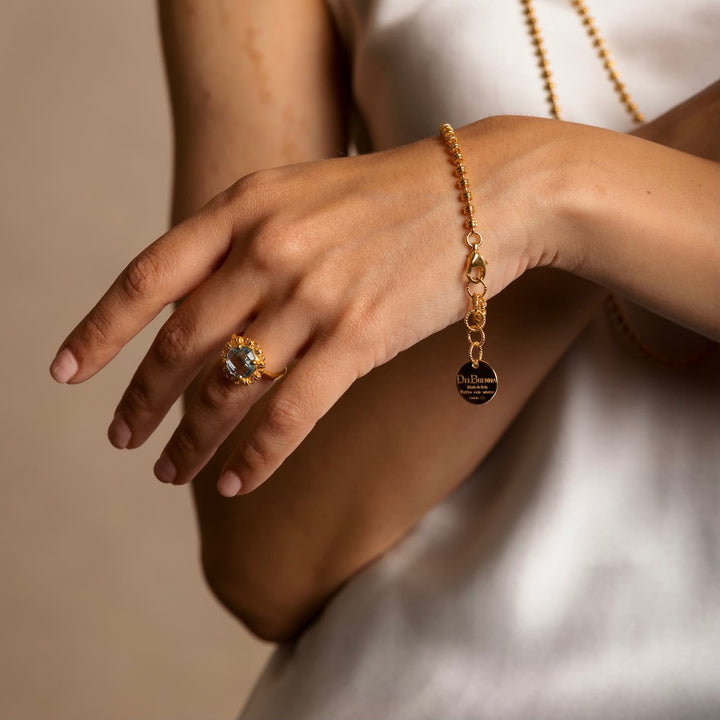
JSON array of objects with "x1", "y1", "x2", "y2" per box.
[
  {"x1": 455, "y1": 360, "x2": 498, "y2": 405},
  {"x1": 456, "y1": 373, "x2": 496, "y2": 385}
]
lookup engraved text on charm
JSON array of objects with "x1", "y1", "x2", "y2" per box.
[{"x1": 456, "y1": 360, "x2": 498, "y2": 405}]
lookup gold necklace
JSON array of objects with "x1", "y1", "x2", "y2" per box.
[
  {"x1": 520, "y1": 0, "x2": 644, "y2": 124},
  {"x1": 520, "y1": 0, "x2": 717, "y2": 368}
]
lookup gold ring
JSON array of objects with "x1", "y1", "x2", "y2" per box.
[{"x1": 220, "y1": 335, "x2": 287, "y2": 386}]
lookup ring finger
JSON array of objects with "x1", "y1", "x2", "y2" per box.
[{"x1": 153, "y1": 309, "x2": 310, "y2": 486}]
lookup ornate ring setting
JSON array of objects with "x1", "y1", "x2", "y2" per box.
[{"x1": 220, "y1": 335, "x2": 287, "y2": 386}]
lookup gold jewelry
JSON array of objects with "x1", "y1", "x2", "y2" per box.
[
  {"x1": 521, "y1": 0, "x2": 717, "y2": 368},
  {"x1": 520, "y1": 0, "x2": 643, "y2": 124},
  {"x1": 604, "y1": 296, "x2": 718, "y2": 369},
  {"x1": 220, "y1": 335, "x2": 287, "y2": 385},
  {"x1": 439, "y1": 122, "x2": 498, "y2": 405}
]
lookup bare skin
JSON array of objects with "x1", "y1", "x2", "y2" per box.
[{"x1": 50, "y1": 1, "x2": 719, "y2": 641}]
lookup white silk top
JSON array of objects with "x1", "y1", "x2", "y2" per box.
[{"x1": 239, "y1": 1, "x2": 720, "y2": 718}]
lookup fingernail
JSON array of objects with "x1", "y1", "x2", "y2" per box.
[
  {"x1": 107, "y1": 414, "x2": 132, "y2": 449},
  {"x1": 50, "y1": 348, "x2": 78, "y2": 384},
  {"x1": 153, "y1": 453, "x2": 177, "y2": 484},
  {"x1": 218, "y1": 471, "x2": 243, "y2": 498}
]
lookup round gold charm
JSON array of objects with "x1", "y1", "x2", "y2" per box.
[{"x1": 456, "y1": 361, "x2": 498, "y2": 405}]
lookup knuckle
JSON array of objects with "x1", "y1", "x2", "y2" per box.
[
  {"x1": 248, "y1": 218, "x2": 313, "y2": 274},
  {"x1": 171, "y1": 423, "x2": 203, "y2": 458},
  {"x1": 154, "y1": 318, "x2": 193, "y2": 367},
  {"x1": 122, "y1": 250, "x2": 165, "y2": 301},
  {"x1": 238, "y1": 397, "x2": 307, "y2": 478},
  {"x1": 247, "y1": 222, "x2": 289, "y2": 270},
  {"x1": 121, "y1": 378, "x2": 153, "y2": 417},
  {"x1": 340, "y1": 297, "x2": 377, "y2": 346},
  {"x1": 264, "y1": 396, "x2": 306, "y2": 438},
  {"x1": 198, "y1": 374, "x2": 237, "y2": 414},
  {"x1": 230, "y1": 169, "x2": 268, "y2": 199},
  {"x1": 225, "y1": 169, "x2": 277, "y2": 220},
  {"x1": 241, "y1": 432, "x2": 272, "y2": 474},
  {"x1": 82, "y1": 308, "x2": 113, "y2": 346}
]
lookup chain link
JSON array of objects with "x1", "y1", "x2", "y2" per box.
[{"x1": 440, "y1": 123, "x2": 490, "y2": 370}]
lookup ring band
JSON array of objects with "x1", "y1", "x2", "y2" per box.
[{"x1": 220, "y1": 335, "x2": 287, "y2": 386}]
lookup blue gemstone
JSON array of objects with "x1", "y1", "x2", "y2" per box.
[{"x1": 225, "y1": 345, "x2": 257, "y2": 379}]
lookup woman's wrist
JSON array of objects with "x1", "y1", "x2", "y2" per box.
[
  {"x1": 457, "y1": 116, "x2": 579, "y2": 286},
  {"x1": 457, "y1": 115, "x2": 718, "y2": 337},
  {"x1": 517, "y1": 119, "x2": 718, "y2": 336}
]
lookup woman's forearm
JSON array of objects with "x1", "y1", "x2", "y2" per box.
[
  {"x1": 563, "y1": 128, "x2": 718, "y2": 337},
  {"x1": 158, "y1": 0, "x2": 346, "y2": 222}
]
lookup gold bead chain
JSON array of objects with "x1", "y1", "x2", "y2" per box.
[
  {"x1": 439, "y1": 123, "x2": 489, "y2": 368},
  {"x1": 604, "y1": 295, "x2": 718, "y2": 369},
  {"x1": 440, "y1": 122, "x2": 498, "y2": 404},
  {"x1": 520, "y1": 0, "x2": 644, "y2": 124},
  {"x1": 520, "y1": 0, "x2": 717, "y2": 368}
]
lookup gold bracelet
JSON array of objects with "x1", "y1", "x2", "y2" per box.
[{"x1": 439, "y1": 123, "x2": 498, "y2": 405}]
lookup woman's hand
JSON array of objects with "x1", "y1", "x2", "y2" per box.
[
  {"x1": 49, "y1": 133, "x2": 543, "y2": 496},
  {"x1": 49, "y1": 114, "x2": 719, "y2": 499}
]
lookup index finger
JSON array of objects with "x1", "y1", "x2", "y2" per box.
[{"x1": 49, "y1": 196, "x2": 234, "y2": 384}]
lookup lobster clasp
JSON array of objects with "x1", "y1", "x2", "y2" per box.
[{"x1": 465, "y1": 245, "x2": 486, "y2": 284}]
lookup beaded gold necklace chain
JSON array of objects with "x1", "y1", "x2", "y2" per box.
[
  {"x1": 520, "y1": 0, "x2": 717, "y2": 368},
  {"x1": 520, "y1": 0, "x2": 644, "y2": 124}
]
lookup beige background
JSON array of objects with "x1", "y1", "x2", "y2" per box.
[{"x1": 1, "y1": 1, "x2": 270, "y2": 717}]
